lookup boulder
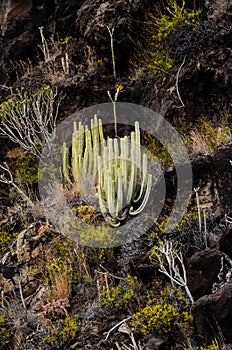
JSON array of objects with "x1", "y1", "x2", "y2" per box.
[
  {"x1": 187, "y1": 250, "x2": 221, "y2": 301},
  {"x1": 219, "y1": 224, "x2": 232, "y2": 259},
  {"x1": 145, "y1": 338, "x2": 169, "y2": 350},
  {"x1": 192, "y1": 280, "x2": 232, "y2": 343}
]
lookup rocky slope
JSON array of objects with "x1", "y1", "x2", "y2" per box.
[{"x1": 0, "y1": 0, "x2": 232, "y2": 349}]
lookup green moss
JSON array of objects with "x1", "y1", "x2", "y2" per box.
[
  {"x1": 15, "y1": 153, "x2": 38, "y2": 185},
  {"x1": 0, "y1": 231, "x2": 18, "y2": 257}
]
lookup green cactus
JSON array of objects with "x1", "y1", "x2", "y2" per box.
[{"x1": 62, "y1": 118, "x2": 152, "y2": 227}]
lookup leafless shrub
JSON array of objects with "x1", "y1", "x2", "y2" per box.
[{"x1": 0, "y1": 86, "x2": 62, "y2": 160}]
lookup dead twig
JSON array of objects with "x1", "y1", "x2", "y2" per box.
[{"x1": 104, "y1": 316, "x2": 132, "y2": 340}]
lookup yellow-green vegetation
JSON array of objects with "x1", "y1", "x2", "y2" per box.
[
  {"x1": 200, "y1": 344, "x2": 219, "y2": 350},
  {"x1": 0, "y1": 231, "x2": 18, "y2": 257},
  {"x1": 100, "y1": 274, "x2": 137, "y2": 307},
  {"x1": 133, "y1": 290, "x2": 193, "y2": 336},
  {"x1": 187, "y1": 118, "x2": 232, "y2": 153},
  {"x1": 43, "y1": 314, "x2": 79, "y2": 346},
  {"x1": 131, "y1": 280, "x2": 193, "y2": 336},
  {"x1": 46, "y1": 237, "x2": 75, "y2": 290},
  {"x1": 0, "y1": 313, "x2": 11, "y2": 343},
  {"x1": 45, "y1": 235, "x2": 91, "y2": 294},
  {"x1": 15, "y1": 153, "x2": 38, "y2": 187},
  {"x1": 91, "y1": 247, "x2": 114, "y2": 265},
  {"x1": 76, "y1": 205, "x2": 98, "y2": 224},
  {"x1": 141, "y1": 0, "x2": 202, "y2": 74},
  {"x1": 0, "y1": 86, "x2": 55, "y2": 122},
  {"x1": 142, "y1": 131, "x2": 172, "y2": 167},
  {"x1": 162, "y1": 286, "x2": 193, "y2": 329},
  {"x1": 62, "y1": 214, "x2": 122, "y2": 247},
  {"x1": 134, "y1": 300, "x2": 179, "y2": 334},
  {"x1": 58, "y1": 36, "x2": 77, "y2": 45},
  {"x1": 148, "y1": 206, "x2": 199, "y2": 242}
]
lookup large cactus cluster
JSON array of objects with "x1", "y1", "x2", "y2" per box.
[
  {"x1": 62, "y1": 115, "x2": 152, "y2": 227},
  {"x1": 62, "y1": 115, "x2": 105, "y2": 186}
]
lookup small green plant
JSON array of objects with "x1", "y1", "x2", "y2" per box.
[
  {"x1": 100, "y1": 274, "x2": 137, "y2": 308},
  {"x1": 140, "y1": 0, "x2": 202, "y2": 74},
  {"x1": 58, "y1": 36, "x2": 77, "y2": 45},
  {"x1": 189, "y1": 118, "x2": 232, "y2": 154},
  {"x1": 15, "y1": 153, "x2": 38, "y2": 186},
  {"x1": 200, "y1": 344, "x2": 218, "y2": 350},
  {"x1": 134, "y1": 300, "x2": 179, "y2": 334},
  {"x1": 77, "y1": 205, "x2": 98, "y2": 224},
  {"x1": 0, "y1": 313, "x2": 11, "y2": 343},
  {"x1": 43, "y1": 314, "x2": 79, "y2": 347},
  {"x1": 0, "y1": 231, "x2": 18, "y2": 257}
]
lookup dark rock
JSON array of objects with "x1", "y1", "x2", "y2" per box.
[
  {"x1": 187, "y1": 250, "x2": 221, "y2": 300},
  {"x1": 145, "y1": 337, "x2": 169, "y2": 350},
  {"x1": 75, "y1": 0, "x2": 141, "y2": 74},
  {"x1": 192, "y1": 280, "x2": 232, "y2": 343},
  {"x1": 219, "y1": 224, "x2": 232, "y2": 259},
  {"x1": 205, "y1": 0, "x2": 232, "y2": 26}
]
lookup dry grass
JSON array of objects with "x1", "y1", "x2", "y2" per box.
[
  {"x1": 186, "y1": 116, "x2": 232, "y2": 154},
  {"x1": 50, "y1": 266, "x2": 72, "y2": 301}
]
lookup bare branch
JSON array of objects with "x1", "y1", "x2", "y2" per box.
[
  {"x1": 175, "y1": 55, "x2": 186, "y2": 108},
  {"x1": 0, "y1": 87, "x2": 62, "y2": 160},
  {"x1": 0, "y1": 163, "x2": 35, "y2": 209},
  {"x1": 104, "y1": 316, "x2": 132, "y2": 340},
  {"x1": 152, "y1": 240, "x2": 194, "y2": 304}
]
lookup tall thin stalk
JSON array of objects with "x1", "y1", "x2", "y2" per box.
[
  {"x1": 107, "y1": 26, "x2": 116, "y2": 78},
  {"x1": 107, "y1": 88, "x2": 120, "y2": 137}
]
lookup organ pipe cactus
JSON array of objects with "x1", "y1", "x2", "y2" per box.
[
  {"x1": 62, "y1": 117, "x2": 152, "y2": 227},
  {"x1": 64, "y1": 115, "x2": 105, "y2": 185}
]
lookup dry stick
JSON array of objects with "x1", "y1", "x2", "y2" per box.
[
  {"x1": 17, "y1": 273, "x2": 27, "y2": 310},
  {"x1": 98, "y1": 265, "x2": 126, "y2": 281},
  {"x1": 129, "y1": 331, "x2": 139, "y2": 350},
  {"x1": 61, "y1": 53, "x2": 70, "y2": 76},
  {"x1": 39, "y1": 26, "x2": 50, "y2": 62},
  {"x1": 194, "y1": 186, "x2": 202, "y2": 235},
  {"x1": 225, "y1": 213, "x2": 232, "y2": 225},
  {"x1": 65, "y1": 53, "x2": 70, "y2": 75},
  {"x1": 175, "y1": 55, "x2": 186, "y2": 108},
  {"x1": 1, "y1": 290, "x2": 4, "y2": 308},
  {"x1": 203, "y1": 209, "x2": 208, "y2": 248},
  {"x1": 104, "y1": 316, "x2": 132, "y2": 340},
  {"x1": 107, "y1": 26, "x2": 116, "y2": 78}
]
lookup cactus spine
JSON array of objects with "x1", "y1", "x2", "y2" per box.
[{"x1": 62, "y1": 117, "x2": 152, "y2": 227}]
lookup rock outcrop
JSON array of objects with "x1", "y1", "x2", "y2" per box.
[
  {"x1": 192, "y1": 280, "x2": 232, "y2": 344},
  {"x1": 219, "y1": 224, "x2": 232, "y2": 259},
  {"x1": 187, "y1": 250, "x2": 221, "y2": 301}
]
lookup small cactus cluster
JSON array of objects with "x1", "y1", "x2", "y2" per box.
[{"x1": 62, "y1": 115, "x2": 152, "y2": 227}]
